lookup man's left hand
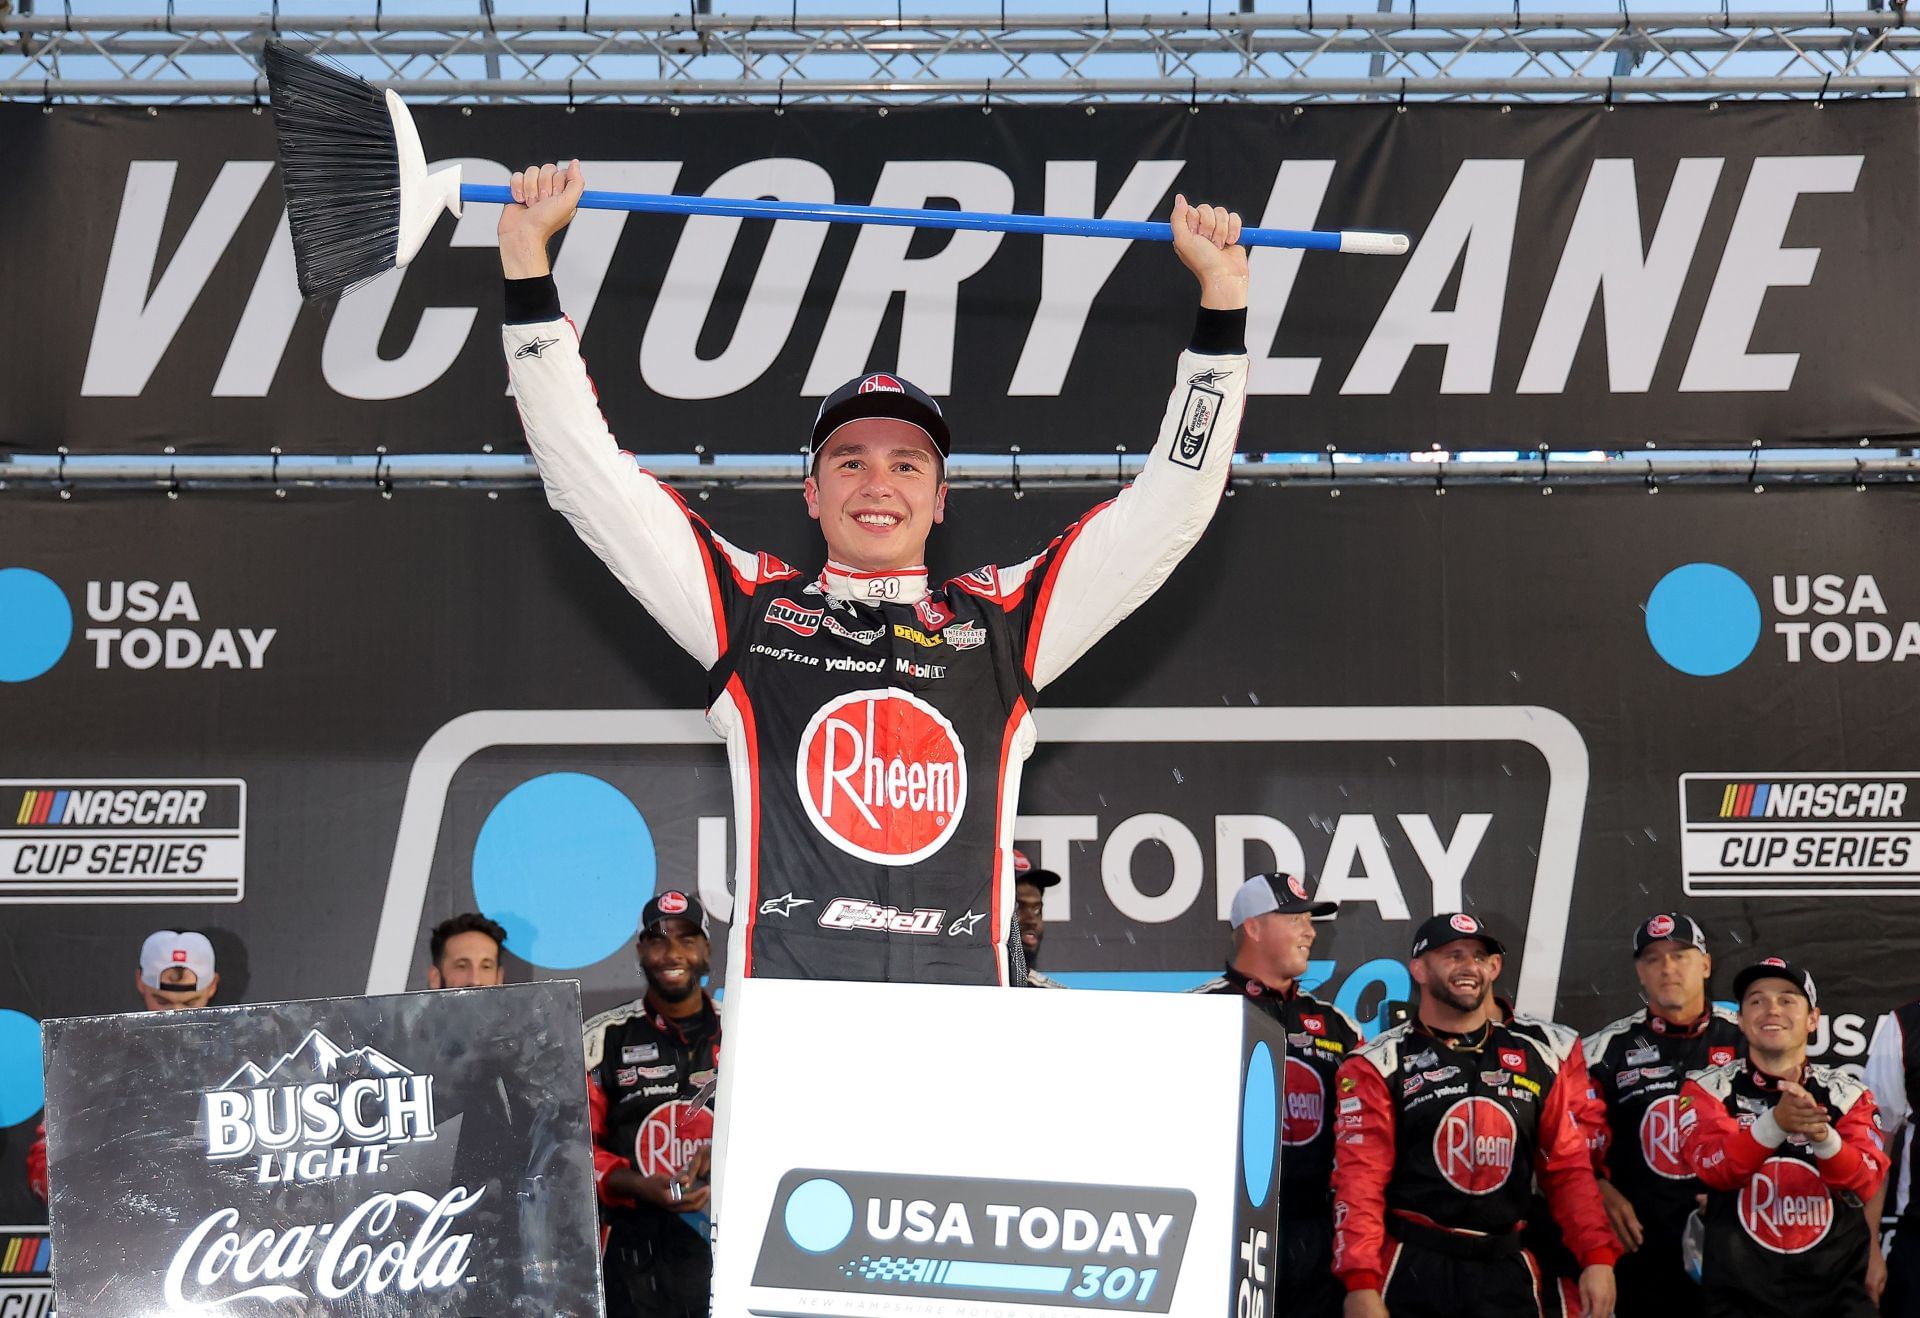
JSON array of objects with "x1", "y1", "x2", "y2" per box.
[
  {"x1": 1170, "y1": 194, "x2": 1249, "y2": 311},
  {"x1": 1577, "y1": 1263, "x2": 1616, "y2": 1318}
]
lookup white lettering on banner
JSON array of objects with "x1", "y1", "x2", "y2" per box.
[
  {"x1": 1681, "y1": 155, "x2": 1864, "y2": 392},
  {"x1": 1014, "y1": 814, "x2": 1100, "y2": 919},
  {"x1": 1317, "y1": 813, "x2": 1410, "y2": 918},
  {"x1": 803, "y1": 160, "x2": 1016, "y2": 394},
  {"x1": 321, "y1": 158, "x2": 504, "y2": 401},
  {"x1": 213, "y1": 210, "x2": 300, "y2": 397},
  {"x1": 643, "y1": 158, "x2": 832, "y2": 399},
  {"x1": 1213, "y1": 815, "x2": 1310, "y2": 920},
  {"x1": 1518, "y1": 157, "x2": 1724, "y2": 395},
  {"x1": 1008, "y1": 158, "x2": 1186, "y2": 395},
  {"x1": 1342, "y1": 159, "x2": 1526, "y2": 396},
  {"x1": 82, "y1": 579, "x2": 274, "y2": 670},
  {"x1": 1247, "y1": 159, "x2": 1338, "y2": 395},
  {"x1": 1102, "y1": 812, "x2": 1206, "y2": 923},
  {"x1": 82, "y1": 160, "x2": 275, "y2": 397},
  {"x1": 162, "y1": 1188, "x2": 482, "y2": 1307},
  {"x1": 1398, "y1": 813, "x2": 1493, "y2": 912}
]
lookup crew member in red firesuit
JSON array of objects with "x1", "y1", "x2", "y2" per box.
[
  {"x1": 585, "y1": 892, "x2": 722, "y2": 1318},
  {"x1": 1193, "y1": 872, "x2": 1354, "y2": 1318},
  {"x1": 1330, "y1": 913, "x2": 1619, "y2": 1318},
  {"x1": 1581, "y1": 912, "x2": 1743, "y2": 1312},
  {"x1": 1679, "y1": 958, "x2": 1887, "y2": 1318}
]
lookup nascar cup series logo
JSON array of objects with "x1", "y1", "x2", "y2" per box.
[
  {"x1": 798, "y1": 689, "x2": 967, "y2": 865},
  {"x1": 171, "y1": 1029, "x2": 481, "y2": 1309},
  {"x1": 1432, "y1": 1097, "x2": 1518, "y2": 1195},
  {"x1": 1281, "y1": 1058, "x2": 1325, "y2": 1148},
  {"x1": 1738, "y1": 1157, "x2": 1834, "y2": 1253},
  {"x1": 1639, "y1": 1095, "x2": 1691, "y2": 1180}
]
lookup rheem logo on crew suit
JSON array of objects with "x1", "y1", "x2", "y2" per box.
[
  {"x1": 1638, "y1": 1095, "x2": 1692, "y2": 1180},
  {"x1": 1282, "y1": 1056, "x2": 1327, "y2": 1148},
  {"x1": 1432, "y1": 1097, "x2": 1518, "y2": 1195},
  {"x1": 798, "y1": 689, "x2": 968, "y2": 865},
  {"x1": 1737, "y1": 1158, "x2": 1836, "y2": 1254}
]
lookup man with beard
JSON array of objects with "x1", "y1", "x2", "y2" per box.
[
  {"x1": 425, "y1": 911, "x2": 509, "y2": 988},
  {"x1": 1013, "y1": 849, "x2": 1067, "y2": 989},
  {"x1": 1582, "y1": 913, "x2": 1743, "y2": 1312},
  {"x1": 1193, "y1": 872, "x2": 1352, "y2": 1318},
  {"x1": 1679, "y1": 959, "x2": 1886, "y2": 1318},
  {"x1": 1331, "y1": 913, "x2": 1618, "y2": 1318},
  {"x1": 584, "y1": 892, "x2": 722, "y2": 1318}
]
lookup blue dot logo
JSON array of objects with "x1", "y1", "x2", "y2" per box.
[
  {"x1": 785, "y1": 1178, "x2": 855, "y2": 1253},
  {"x1": 1241, "y1": 1041, "x2": 1277, "y2": 1206},
  {"x1": 471, "y1": 773, "x2": 656, "y2": 969},
  {"x1": 0, "y1": 568, "x2": 72, "y2": 683},
  {"x1": 0, "y1": 1010, "x2": 45, "y2": 1126},
  {"x1": 1645, "y1": 563, "x2": 1761, "y2": 677}
]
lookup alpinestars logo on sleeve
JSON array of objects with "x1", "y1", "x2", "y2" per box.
[{"x1": 513, "y1": 337, "x2": 559, "y2": 360}]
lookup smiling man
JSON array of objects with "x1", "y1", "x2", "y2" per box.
[
  {"x1": 499, "y1": 161, "x2": 1250, "y2": 986},
  {"x1": 1679, "y1": 958, "x2": 1887, "y2": 1318},
  {"x1": 1193, "y1": 873, "x2": 1351, "y2": 1318}
]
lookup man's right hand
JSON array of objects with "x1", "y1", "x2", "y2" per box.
[
  {"x1": 1344, "y1": 1290, "x2": 1389, "y2": 1318},
  {"x1": 1598, "y1": 1180, "x2": 1644, "y2": 1252},
  {"x1": 603, "y1": 1165, "x2": 712, "y2": 1214},
  {"x1": 499, "y1": 160, "x2": 586, "y2": 279}
]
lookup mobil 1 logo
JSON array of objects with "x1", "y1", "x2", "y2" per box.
[{"x1": 752, "y1": 1169, "x2": 1193, "y2": 1313}]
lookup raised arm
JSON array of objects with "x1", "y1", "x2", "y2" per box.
[
  {"x1": 500, "y1": 161, "x2": 783, "y2": 670},
  {"x1": 999, "y1": 197, "x2": 1251, "y2": 690}
]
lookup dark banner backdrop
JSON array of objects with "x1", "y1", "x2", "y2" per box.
[
  {"x1": 4, "y1": 99, "x2": 1918, "y2": 455},
  {"x1": 4, "y1": 483, "x2": 1920, "y2": 1224}
]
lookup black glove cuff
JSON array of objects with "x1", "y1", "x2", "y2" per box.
[
  {"x1": 505, "y1": 274, "x2": 563, "y2": 324},
  {"x1": 1190, "y1": 305, "x2": 1248, "y2": 355}
]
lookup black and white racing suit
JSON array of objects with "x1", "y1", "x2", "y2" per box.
[{"x1": 503, "y1": 274, "x2": 1247, "y2": 986}]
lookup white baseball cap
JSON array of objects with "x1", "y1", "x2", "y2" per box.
[{"x1": 140, "y1": 930, "x2": 216, "y2": 988}]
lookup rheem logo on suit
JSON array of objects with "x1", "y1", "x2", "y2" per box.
[
  {"x1": 1679, "y1": 772, "x2": 1920, "y2": 896},
  {"x1": 0, "y1": 779, "x2": 246, "y2": 903}
]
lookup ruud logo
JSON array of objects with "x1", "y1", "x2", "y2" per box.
[
  {"x1": 1679, "y1": 772, "x2": 1920, "y2": 896},
  {"x1": 0, "y1": 778, "x2": 247, "y2": 904},
  {"x1": 751, "y1": 1169, "x2": 1193, "y2": 1312}
]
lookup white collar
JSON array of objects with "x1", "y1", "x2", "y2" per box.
[{"x1": 819, "y1": 560, "x2": 929, "y2": 605}]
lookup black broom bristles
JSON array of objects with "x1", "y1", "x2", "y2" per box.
[{"x1": 264, "y1": 42, "x2": 404, "y2": 300}]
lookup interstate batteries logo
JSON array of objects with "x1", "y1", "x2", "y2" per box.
[
  {"x1": 1679, "y1": 772, "x2": 1920, "y2": 896},
  {"x1": 0, "y1": 779, "x2": 246, "y2": 903},
  {"x1": 751, "y1": 1169, "x2": 1193, "y2": 1313}
]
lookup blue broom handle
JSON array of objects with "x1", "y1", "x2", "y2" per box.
[{"x1": 458, "y1": 183, "x2": 1406, "y2": 254}]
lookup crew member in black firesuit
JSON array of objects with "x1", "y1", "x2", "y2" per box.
[
  {"x1": 1193, "y1": 872, "x2": 1354, "y2": 1318},
  {"x1": 1331, "y1": 913, "x2": 1619, "y2": 1318},
  {"x1": 585, "y1": 892, "x2": 722, "y2": 1318},
  {"x1": 1679, "y1": 958, "x2": 1887, "y2": 1318},
  {"x1": 1865, "y1": 993, "x2": 1920, "y2": 1313},
  {"x1": 1582, "y1": 912, "x2": 1743, "y2": 1314}
]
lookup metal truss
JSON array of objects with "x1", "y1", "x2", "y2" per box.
[
  {"x1": 6, "y1": 10, "x2": 1920, "y2": 104},
  {"x1": 6, "y1": 452, "x2": 1919, "y2": 493}
]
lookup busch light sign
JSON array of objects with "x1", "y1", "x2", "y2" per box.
[{"x1": 39, "y1": 983, "x2": 605, "y2": 1316}]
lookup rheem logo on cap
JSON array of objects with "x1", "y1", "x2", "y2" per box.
[
  {"x1": 172, "y1": 949, "x2": 188, "y2": 963},
  {"x1": 857, "y1": 374, "x2": 905, "y2": 395},
  {"x1": 1647, "y1": 914, "x2": 1676, "y2": 938},
  {"x1": 1287, "y1": 875, "x2": 1309, "y2": 901},
  {"x1": 658, "y1": 891, "x2": 689, "y2": 915},
  {"x1": 1761, "y1": 956, "x2": 1787, "y2": 968},
  {"x1": 1450, "y1": 914, "x2": 1480, "y2": 934}
]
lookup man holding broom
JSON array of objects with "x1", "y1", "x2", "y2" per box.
[{"x1": 497, "y1": 158, "x2": 1248, "y2": 989}]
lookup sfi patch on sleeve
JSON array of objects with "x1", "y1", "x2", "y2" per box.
[{"x1": 1171, "y1": 382, "x2": 1224, "y2": 469}]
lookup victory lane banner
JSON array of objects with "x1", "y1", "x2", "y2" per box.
[
  {"x1": 40, "y1": 982, "x2": 605, "y2": 1316},
  {"x1": 2, "y1": 100, "x2": 1917, "y2": 455}
]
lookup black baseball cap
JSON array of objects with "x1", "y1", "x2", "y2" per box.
[
  {"x1": 639, "y1": 890, "x2": 710, "y2": 939},
  {"x1": 811, "y1": 372, "x2": 951, "y2": 458},
  {"x1": 1731, "y1": 957, "x2": 1818, "y2": 1009},
  {"x1": 1229, "y1": 872, "x2": 1337, "y2": 928},
  {"x1": 1633, "y1": 912, "x2": 1709, "y2": 958},
  {"x1": 1012, "y1": 848, "x2": 1061, "y2": 890},
  {"x1": 1411, "y1": 912, "x2": 1506, "y2": 958}
]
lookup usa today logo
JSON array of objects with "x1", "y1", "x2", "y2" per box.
[
  {"x1": 0, "y1": 568, "x2": 277, "y2": 681},
  {"x1": 1646, "y1": 564, "x2": 1920, "y2": 675},
  {"x1": 0, "y1": 569, "x2": 73, "y2": 683}
]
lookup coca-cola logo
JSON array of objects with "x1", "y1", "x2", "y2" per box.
[
  {"x1": 634, "y1": 1099, "x2": 714, "y2": 1179},
  {"x1": 164, "y1": 1187, "x2": 482, "y2": 1308},
  {"x1": 1639, "y1": 1095, "x2": 1693, "y2": 1180},
  {"x1": 797, "y1": 689, "x2": 967, "y2": 865},
  {"x1": 1282, "y1": 1057, "x2": 1325, "y2": 1148},
  {"x1": 1432, "y1": 1097, "x2": 1518, "y2": 1195},
  {"x1": 1738, "y1": 1157, "x2": 1834, "y2": 1253}
]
